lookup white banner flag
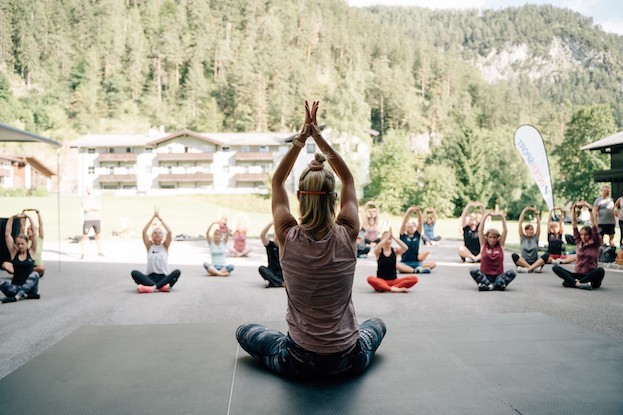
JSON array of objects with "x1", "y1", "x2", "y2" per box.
[{"x1": 514, "y1": 125, "x2": 554, "y2": 210}]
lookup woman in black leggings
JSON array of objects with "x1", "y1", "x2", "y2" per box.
[
  {"x1": 131, "y1": 210, "x2": 181, "y2": 293},
  {"x1": 552, "y1": 201, "x2": 604, "y2": 290}
]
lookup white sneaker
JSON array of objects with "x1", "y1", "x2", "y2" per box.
[
  {"x1": 466, "y1": 257, "x2": 475, "y2": 263},
  {"x1": 553, "y1": 259, "x2": 562, "y2": 264},
  {"x1": 517, "y1": 266, "x2": 528, "y2": 273},
  {"x1": 534, "y1": 267, "x2": 543, "y2": 273}
]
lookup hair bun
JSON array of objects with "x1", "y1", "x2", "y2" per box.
[{"x1": 309, "y1": 153, "x2": 325, "y2": 171}]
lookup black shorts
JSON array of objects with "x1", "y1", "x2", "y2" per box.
[
  {"x1": 83, "y1": 220, "x2": 101, "y2": 235},
  {"x1": 598, "y1": 224, "x2": 615, "y2": 236}
]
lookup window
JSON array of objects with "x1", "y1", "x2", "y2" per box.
[
  {"x1": 160, "y1": 184, "x2": 175, "y2": 189},
  {"x1": 109, "y1": 166, "x2": 114, "y2": 174},
  {"x1": 109, "y1": 148, "x2": 115, "y2": 154},
  {"x1": 306, "y1": 143, "x2": 316, "y2": 153},
  {"x1": 259, "y1": 146, "x2": 269, "y2": 153},
  {"x1": 87, "y1": 148, "x2": 96, "y2": 154},
  {"x1": 167, "y1": 166, "x2": 172, "y2": 174},
  {"x1": 126, "y1": 147, "x2": 132, "y2": 153},
  {"x1": 222, "y1": 146, "x2": 230, "y2": 152},
  {"x1": 88, "y1": 166, "x2": 95, "y2": 174},
  {"x1": 184, "y1": 146, "x2": 189, "y2": 153},
  {"x1": 145, "y1": 147, "x2": 154, "y2": 153}
]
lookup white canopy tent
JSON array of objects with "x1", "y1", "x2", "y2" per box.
[{"x1": 0, "y1": 123, "x2": 61, "y2": 148}]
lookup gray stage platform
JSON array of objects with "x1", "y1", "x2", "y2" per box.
[{"x1": 1, "y1": 312, "x2": 622, "y2": 415}]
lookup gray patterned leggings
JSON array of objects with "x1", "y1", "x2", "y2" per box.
[{"x1": 236, "y1": 318, "x2": 386, "y2": 378}]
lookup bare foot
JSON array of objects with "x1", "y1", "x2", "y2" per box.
[
  {"x1": 219, "y1": 270, "x2": 230, "y2": 276},
  {"x1": 390, "y1": 286, "x2": 409, "y2": 293}
]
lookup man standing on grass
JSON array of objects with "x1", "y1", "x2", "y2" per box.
[{"x1": 80, "y1": 186, "x2": 104, "y2": 259}]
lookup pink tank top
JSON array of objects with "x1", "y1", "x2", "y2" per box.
[
  {"x1": 233, "y1": 231, "x2": 246, "y2": 251},
  {"x1": 280, "y1": 224, "x2": 359, "y2": 354}
]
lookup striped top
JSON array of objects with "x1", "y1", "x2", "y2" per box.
[{"x1": 280, "y1": 224, "x2": 358, "y2": 354}]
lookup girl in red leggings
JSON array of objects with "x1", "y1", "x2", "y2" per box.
[{"x1": 367, "y1": 228, "x2": 418, "y2": 293}]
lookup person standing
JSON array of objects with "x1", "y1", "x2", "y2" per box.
[
  {"x1": 594, "y1": 186, "x2": 615, "y2": 246},
  {"x1": 236, "y1": 101, "x2": 385, "y2": 378},
  {"x1": 80, "y1": 186, "x2": 104, "y2": 259}
]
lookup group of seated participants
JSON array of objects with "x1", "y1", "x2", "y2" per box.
[
  {"x1": 0, "y1": 198, "x2": 608, "y2": 300},
  {"x1": 0, "y1": 101, "x2": 612, "y2": 382}
]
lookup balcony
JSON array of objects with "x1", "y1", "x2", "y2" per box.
[
  {"x1": 156, "y1": 153, "x2": 214, "y2": 162},
  {"x1": 234, "y1": 152, "x2": 275, "y2": 162},
  {"x1": 97, "y1": 153, "x2": 137, "y2": 162},
  {"x1": 157, "y1": 173, "x2": 214, "y2": 183},
  {"x1": 98, "y1": 174, "x2": 137, "y2": 183},
  {"x1": 235, "y1": 173, "x2": 269, "y2": 183}
]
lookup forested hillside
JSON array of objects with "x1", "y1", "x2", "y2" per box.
[{"x1": 1, "y1": 0, "x2": 620, "y2": 214}]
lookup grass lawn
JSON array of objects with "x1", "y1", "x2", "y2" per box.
[{"x1": 0, "y1": 194, "x2": 551, "y2": 244}]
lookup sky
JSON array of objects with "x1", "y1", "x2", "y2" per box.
[{"x1": 348, "y1": 0, "x2": 623, "y2": 35}]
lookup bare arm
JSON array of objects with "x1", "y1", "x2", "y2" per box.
[
  {"x1": 459, "y1": 203, "x2": 471, "y2": 231},
  {"x1": 272, "y1": 103, "x2": 313, "y2": 244},
  {"x1": 400, "y1": 207, "x2": 415, "y2": 235},
  {"x1": 478, "y1": 212, "x2": 490, "y2": 248},
  {"x1": 571, "y1": 202, "x2": 579, "y2": 230},
  {"x1": 547, "y1": 208, "x2": 555, "y2": 230},
  {"x1": 309, "y1": 104, "x2": 359, "y2": 240},
  {"x1": 393, "y1": 233, "x2": 408, "y2": 256},
  {"x1": 5, "y1": 215, "x2": 17, "y2": 258},
  {"x1": 36, "y1": 210, "x2": 44, "y2": 238},
  {"x1": 259, "y1": 221, "x2": 273, "y2": 246},
  {"x1": 223, "y1": 223, "x2": 230, "y2": 244},
  {"x1": 206, "y1": 222, "x2": 217, "y2": 245},
  {"x1": 373, "y1": 231, "x2": 390, "y2": 258},
  {"x1": 518, "y1": 207, "x2": 529, "y2": 238},
  {"x1": 415, "y1": 207, "x2": 423, "y2": 235},
  {"x1": 534, "y1": 209, "x2": 541, "y2": 239},
  {"x1": 499, "y1": 212, "x2": 508, "y2": 247},
  {"x1": 141, "y1": 214, "x2": 156, "y2": 250},
  {"x1": 157, "y1": 213, "x2": 173, "y2": 249},
  {"x1": 427, "y1": 208, "x2": 437, "y2": 223},
  {"x1": 24, "y1": 214, "x2": 37, "y2": 255}
]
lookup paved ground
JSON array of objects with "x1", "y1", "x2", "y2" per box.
[{"x1": 1, "y1": 236, "x2": 622, "y2": 380}]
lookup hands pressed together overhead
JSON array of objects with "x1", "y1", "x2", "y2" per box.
[{"x1": 296, "y1": 100, "x2": 320, "y2": 145}]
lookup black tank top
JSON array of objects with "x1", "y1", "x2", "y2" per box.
[
  {"x1": 377, "y1": 248, "x2": 397, "y2": 280},
  {"x1": 12, "y1": 251, "x2": 34, "y2": 286},
  {"x1": 548, "y1": 232, "x2": 563, "y2": 255}
]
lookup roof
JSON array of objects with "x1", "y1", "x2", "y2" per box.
[
  {"x1": 70, "y1": 130, "x2": 296, "y2": 148},
  {"x1": 68, "y1": 133, "x2": 167, "y2": 148},
  {"x1": 24, "y1": 156, "x2": 55, "y2": 177},
  {"x1": 0, "y1": 123, "x2": 61, "y2": 148},
  {"x1": 0, "y1": 153, "x2": 55, "y2": 176},
  {"x1": 581, "y1": 130, "x2": 623, "y2": 151},
  {"x1": 204, "y1": 132, "x2": 294, "y2": 146}
]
